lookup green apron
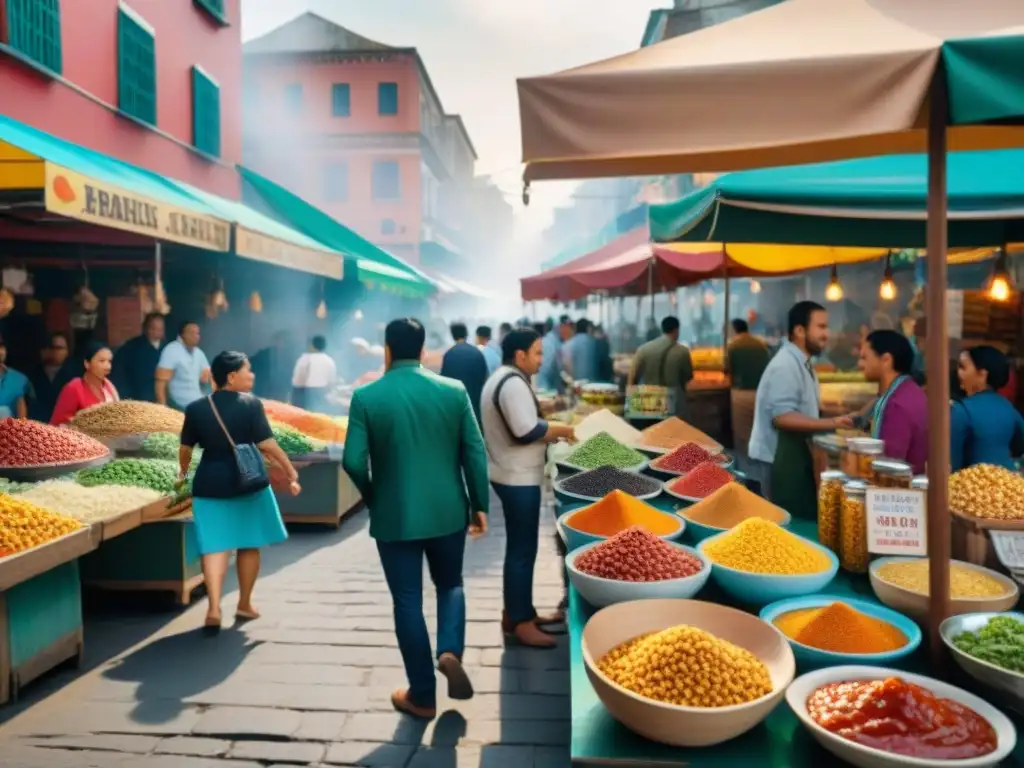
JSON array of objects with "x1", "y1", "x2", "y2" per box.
[{"x1": 770, "y1": 429, "x2": 817, "y2": 520}]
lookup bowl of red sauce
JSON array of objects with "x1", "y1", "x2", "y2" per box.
[{"x1": 786, "y1": 666, "x2": 1016, "y2": 768}]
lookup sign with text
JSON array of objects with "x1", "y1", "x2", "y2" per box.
[
  {"x1": 236, "y1": 227, "x2": 343, "y2": 280},
  {"x1": 990, "y1": 531, "x2": 1024, "y2": 572},
  {"x1": 866, "y1": 488, "x2": 927, "y2": 556}
]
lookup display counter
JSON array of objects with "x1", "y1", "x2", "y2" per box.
[{"x1": 275, "y1": 459, "x2": 363, "y2": 528}]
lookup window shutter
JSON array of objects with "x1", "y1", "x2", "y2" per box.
[
  {"x1": 117, "y1": 7, "x2": 156, "y2": 125},
  {"x1": 192, "y1": 67, "x2": 221, "y2": 157},
  {"x1": 6, "y1": 0, "x2": 63, "y2": 74}
]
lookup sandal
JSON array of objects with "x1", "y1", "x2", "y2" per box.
[{"x1": 235, "y1": 608, "x2": 261, "y2": 622}]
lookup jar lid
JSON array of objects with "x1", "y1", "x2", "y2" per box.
[
  {"x1": 911, "y1": 476, "x2": 928, "y2": 490},
  {"x1": 812, "y1": 434, "x2": 844, "y2": 456},
  {"x1": 871, "y1": 459, "x2": 913, "y2": 476},
  {"x1": 821, "y1": 470, "x2": 848, "y2": 481},
  {"x1": 847, "y1": 437, "x2": 885, "y2": 454},
  {"x1": 843, "y1": 479, "x2": 869, "y2": 495}
]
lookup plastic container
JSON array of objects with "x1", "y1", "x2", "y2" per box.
[
  {"x1": 817, "y1": 471, "x2": 846, "y2": 554},
  {"x1": 840, "y1": 437, "x2": 884, "y2": 479},
  {"x1": 839, "y1": 480, "x2": 869, "y2": 574},
  {"x1": 871, "y1": 459, "x2": 912, "y2": 489}
]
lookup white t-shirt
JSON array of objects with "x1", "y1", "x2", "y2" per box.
[
  {"x1": 292, "y1": 352, "x2": 337, "y2": 388},
  {"x1": 480, "y1": 366, "x2": 548, "y2": 486}
]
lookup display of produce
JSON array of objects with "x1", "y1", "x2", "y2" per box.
[
  {"x1": 666, "y1": 462, "x2": 733, "y2": 498},
  {"x1": 873, "y1": 559, "x2": 1009, "y2": 599},
  {"x1": 651, "y1": 442, "x2": 728, "y2": 474},
  {"x1": 261, "y1": 400, "x2": 345, "y2": 442},
  {"x1": 19, "y1": 481, "x2": 163, "y2": 524},
  {"x1": 270, "y1": 422, "x2": 317, "y2": 457},
  {"x1": 806, "y1": 677, "x2": 997, "y2": 759},
  {"x1": 639, "y1": 417, "x2": 720, "y2": 451},
  {"x1": 565, "y1": 491, "x2": 677, "y2": 537},
  {"x1": 574, "y1": 527, "x2": 702, "y2": 581},
  {"x1": 817, "y1": 471, "x2": 846, "y2": 553},
  {"x1": 839, "y1": 480, "x2": 869, "y2": 574},
  {"x1": 579, "y1": 384, "x2": 624, "y2": 408},
  {"x1": 0, "y1": 478, "x2": 34, "y2": 495},
  {"x1": 682, "y1": 483, "x2": 787, "y2": 528},
  {"x1": 952, "y1": 615, "x2": 1024, "y2": 674},
  {"x1": 816, "y1": 371, "x2": 866, "y2": 384},
  {"x1": 70, "y1": 400, "x2": 184, "y2": 438},
  {"x1": 564, "y1": 432, "x2": 646, "y2": 469},
  {"x1": 626, "y1": 385, "x2": 672, "y2": 417},
  {"x1": 559, "y1": 466, "x2": 662, "y2": 499},
  {"x1": 0, "y1": 418, "x2": 108, "y2": 466},
  {"x1": 76, "y1": 458, "x2": 178, "y2": 494},
  {"x1": 703, "y1": 519, "x2": 832, "y2": 575},
  {"x1": 950, "y1": 463, "x2": 1024, "y2": 520},
  {"x1": 840, "y1": 437, "x2": 884, "y2": 479},
  {"x1": 574, "y1": 409, "x2": 642, "y2": 445},
  {"x1": 690, "y1": 347, "x2": 725, "y2": 372},
  {"x1": 0, "y1": 493, "x2": 83, "y2": 556},
  {"x1": 597, "y1": 624, "x2": 772, "y2": 707},
  {"x1": 771, "y1": 602, "x2": 907, "y2": 654}
]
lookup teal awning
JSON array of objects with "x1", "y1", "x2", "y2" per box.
[{"x1": 944, "y1": 33, "x2": 1024, "y2": 126}]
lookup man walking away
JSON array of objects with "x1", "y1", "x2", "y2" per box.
[
  {"x1": 476, "y1": 325, "x2": 501, "y2": 375},
  {"x1": 441, "y1": 322, "x2": 489, "y2": 422},
  {"x1": 726, "y1": 318, "x2": 771, "y2": 459},
  {"x1": 343, "y1": 318, "x2": 489, "y2": 720},
  {"x1": 291, "y1": 335, "x2": 337, "y2": 412},
  {"x1": 628, "y1": 316, "x2": 694, "y2": 418}
]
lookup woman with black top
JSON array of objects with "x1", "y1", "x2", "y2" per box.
[{"x1": 179, "y1": 351, "x2": 301, "y2": 631}]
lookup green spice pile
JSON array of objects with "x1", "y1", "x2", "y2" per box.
[
  {"x1": 565, "y1": 431, "x2": 647, "y2": 470},
  {"x1": 142, "y1": 432, "x2": 202, "y2": 469},
  {"x1": 271, "y1": 422, "x2": 315, "y2": 457},
  {"x1": 77, "y1": 458, "x2": 178, "y2": 494},
  {"x1": 953, "y1": 615, "x2": 1024, "y2": 674}
]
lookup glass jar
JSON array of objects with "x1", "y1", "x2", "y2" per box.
[
  {"x1": 841, "y1": 437, "x2": 885, "y2": 479},
  {"x1": 840, "y1": 480, "x2": 870, "y2": 573},
  {"x1": 911, "y1": 476, "x2": 928, "y2": 491},
  {"x1": 812, "y1": 435, "x2": 844, "y2": 480},
  {"x1": 817, "y1": 470, "x2": 846, "y2": 553},
  {"x1": 871, "y1": 459, "x2": 913, "y2": 489}
]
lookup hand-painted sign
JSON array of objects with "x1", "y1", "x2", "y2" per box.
[{"x1": 235, "y1": 227, "x2": 342, "y2": 280}]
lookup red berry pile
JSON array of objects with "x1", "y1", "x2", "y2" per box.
[
  {"x1": 653, "y1": 442, "x2": 726, "y2": 473},
  {"x1": 575, "y1": 526, "x2": 703, "y2": 582},
  {"x1": 669, "y1": 461, "x2": 734, "y2": 498},
  {"x1": 0, "y1": 418, "x2": 108, "y2": 466}
]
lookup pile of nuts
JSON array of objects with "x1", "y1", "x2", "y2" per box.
[
  {"x1": 575, "y1": 527, "x2": 703, "y2": 582},
  {"x1": 71, "y1": 400, "x2": 184, "y2": 438},
  {"x1": 950, "y1": 464, "x2": 1024, "y2": 520}
]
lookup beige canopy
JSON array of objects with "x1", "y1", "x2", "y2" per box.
[{"x1": 518, "y1": 0, "x2": 1024, "y2": 180}]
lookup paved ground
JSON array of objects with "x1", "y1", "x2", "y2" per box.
[{"x1": 0, "y1": 497, "x2": 571, "y2": 767}]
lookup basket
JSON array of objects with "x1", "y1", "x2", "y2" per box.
[{"x1": 951, "y1": 508, "x2": 1024, "y2": 574}]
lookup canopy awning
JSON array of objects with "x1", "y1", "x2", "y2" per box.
[{"x1": 424, "y1": 270, "x2": 497, "y2": 301}]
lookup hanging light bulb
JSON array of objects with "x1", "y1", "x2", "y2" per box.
[
  {"x1": 988, "y1": 251, "x2": 1013, "y2": 302},
  {"x1": 879, "y1": 253, "x2": 897, "y2": 301},
  {"x1": 353, "y1": 309, "x2": 364, "y2": 321},
  {"x1": 824, "y1": 264, "x2": 844, "y2": 302},
  {"x1": 316, "y1": 299, "x2": 328, "y2": 320},
  {"x1": 749, "y1": 279, "x2": 762, "y2": 294},
  {"x1": 248, "y1": 290, "x2": 263, "y2": 313}
]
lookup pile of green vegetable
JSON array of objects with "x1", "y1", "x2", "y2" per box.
[
  {"x1": 77, "y1": 458, "x2": 178, "y2": 495},
  {"x1": 953, "y1": 615, "x2": 1024, "y2": 673},
  {"x1": 142, "y1": 432, "x2": 201, "y2": 469},
  {"x1": 565, "y1": 431, "x2": 647, "y2": 470},
  {"x1": 272, "y1": 422, "x2": 315, "y2": 457}
]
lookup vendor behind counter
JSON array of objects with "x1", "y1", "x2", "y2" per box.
[
  {"x1": 111, "y1": 312, "x2": 166, "y2": 403},
  {"x1": 627, "y1": 316, "x2": 694, "y2": 418}
]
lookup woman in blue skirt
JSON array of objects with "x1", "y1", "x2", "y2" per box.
[{"x1": 179, "y1": 350, "x2": 301, "y2": 631}]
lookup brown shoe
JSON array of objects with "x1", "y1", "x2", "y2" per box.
[
  {"x1": 512, "y1": 621, "x2": 557, "y2": 649},
  {"x1": 437, "y1": 652, "x2": 474, "y2": 700},
  {"x1": 391, "y1": 689, "x2": 436, "y2": 719}
]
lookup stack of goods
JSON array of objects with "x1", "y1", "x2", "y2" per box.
[
  {"x1": 566, "y1": 492, "x2": 678, "y2": 538},
  {"x1": 70, "y1": 400, "x2": 184, "y2": 438},
  {"x1": 683, "y1": 483, "x2": 787, "y2": 529},
  {"x1": 77, "y1": 458, "x2": 178, "y2": 495},
  {"x1": 651, "y1": 442, "x2": 728, "y2": 474},
  {"x1": 639, "y1": 417, "x2": 720, "y2": 452},
  {"x1": 564, "y1": 432, "x2": 647, "y2": 470},
  {"x1": 950, "y1": 463, "x2": 1024, "y2": 519},
  {"x1": 667, "y1": 462, "x2": 734, "y2": 498},
  {"x1": 0, "y1": 418, "x2": 107, "y2": 467},
  {"x1": 19, "y1": 481, "x2": 163, "y2": 524},
  {"x1": 953, "y1": 615, "x2": 1024, "y2": 673},
  {"x1": 0, "y1": 494, "x2": 83, "y2": 557},
  {"x1": 270, "y1": 422, "x2": 319, "y2": 457},
  {"x1": 576, "y1": 527, "x2": 702, "y2": 581},
  {"x1": 703, "y1": 518, "x2": 832, "y2": 575},
  {"x1": 598, "y1": 624, "x2": 772, "y2": 707},
  {"x1": 261, "y1": 400, "x2": 345, "y2": 442},
  {"x1": 574, "y1": 409, "x2": 642, "y2": 445},
  {"x1": 873, "y1": 559, "x2": 1010, "y2": 599},
  {"x1": 560, "y1": 467, "x2": 662, "y2": 499},
  {"x1": 772, "y1": 602, "x2": 907, "y2": 654}
]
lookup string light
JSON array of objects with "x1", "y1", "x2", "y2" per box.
[
  {"x1": 988, "y1": 251, "x2": 1013, "y2": 302},
  {"x1": 879, "y1": 253, "x2": 897, "y2": 301},
  {"x1": 824, "y1": 264, "x2": 844, "y2": 302},
  {"x1": 749, "y1": 280, "x2": 761, "y2": 294}
]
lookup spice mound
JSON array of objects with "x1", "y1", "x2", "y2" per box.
[
  {"x1": 565, "y1": 432, "x2": 647, "y2": 470},
  {"x1": 667, "y1": 461, "x2": 734, "y2": 499},
  {"x1": 640, "y1": 417, "x2": 720, "y2": 452},
  {"x1": 773, "y1": 602, "x2": 907, "y2": 654},
  {"x1": 70, "y1": 400, "x2": 184, "y2": 438},
  {"x1": 567, "y1": 490, "x2": 678, "y2": 537},
  {"x1": 19, "y1": 481, "x2": 163, "y2": 524},
  {"x1": 560, "y1": 466, "x2": 662, "y2": 500},
  {"x1": 262, "y1": 400, "x2": 345, "y2": 442},
  {"x1": 954, "y1": 615, "x2": 1024, "y2": 673},
  {"x1": 575, "y1": 409, "x2": 642, "y2": 445},
  {"x1": 874, "y1": 559, "x2": 1008, "y2": 599},
  {"x1": 77, "y1": 458, "x2": 178, "y2": 494},
  {"x1": 0, "y1": 493, "x2": 83, "y2": 557},
  {"x1": 0, "y1": 418, "x2": 108, "y2": 466},
  {"x1": 950, "y1": 463, "x2": 1024, "y2": 520},
  {"x1": 598, "y1": 624, "x2": 772, "y2": 707},
  {"x1": 575, "y1": 526, "x2": 702, "y2": 581},
  {"x1": 703, "y1": 518, "x2": 831, "y2": 575},
  {"x1": 683, "y1": 483, "x2": 787, "y2": 529},
  {"x1": 806, "y1": 677, "x2": 997, "y2": 759},
  {"x1": 651, "y1": 442, "x2": 727, "y2": 474}
]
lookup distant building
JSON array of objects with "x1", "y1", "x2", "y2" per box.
[{"x1": 641, "y1": 0, "x2": 785, "y2": 46}]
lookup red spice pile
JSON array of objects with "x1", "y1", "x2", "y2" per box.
[
  {"x1": 0, "y1": 418, "x2": 108, "y2": 466},
  {"x1": 654, "y1": 442, "x2": 727, "y2": 473},
  {"x1": 669, "y1": 461, "x2": 734, "y2": 498},
  {"x1": 575, "y1": 526, "x2": 703, "y2": 582}
]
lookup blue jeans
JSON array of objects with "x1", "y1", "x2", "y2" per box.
[
  {"x1": 492, "y1": 482, "x2": 541, "y2": 625},
  {"x1": 376, "y1": 529, "x2": 467, "y2": 709}
]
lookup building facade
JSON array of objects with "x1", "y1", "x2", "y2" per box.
[
  {"x1": 641, "y1": 0, "x2": 784, "y2": 46},
  {"x1": 0, "y1": 0, "x2": 242, "y2": 199},
  {"x1": 242, "y1": 12, "x2": 476, "y2": 268}
]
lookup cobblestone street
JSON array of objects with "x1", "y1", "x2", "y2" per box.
[{"x1": 0, "y1": 499, "x2": 570, "y2": 768}]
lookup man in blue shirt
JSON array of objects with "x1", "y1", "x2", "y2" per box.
[
  {"x1": 0, "y1": 336, "x2": 29, "y2": 419},
  {"x1": 155, "y1": 320, "x2": 211, "y2": 410},
  {"x1": 565, "y1": 318, "x2": 600, "y2": 382},
  {"x1": 440, "y1": 322, "x2": 489, "y2": 422},
  {"x1": 475, "y1": 325, "x2": 501, "y2": 375},
  {"x1": 537, "y1": 315, "x2": 573, "y2": 392}
]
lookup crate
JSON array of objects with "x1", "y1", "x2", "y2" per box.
[
  {"x1": 951, "y1": 509, "x2": 1024, "y2": 573},
  {"x1": 275, "y1": 460, "x2": 363, "y2": 528}
]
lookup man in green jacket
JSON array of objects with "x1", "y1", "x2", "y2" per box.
[{"x1": 342, "y1": 318, "x2": 489, "y2": 720}]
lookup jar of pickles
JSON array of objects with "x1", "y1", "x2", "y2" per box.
[
  {"x1": 871, "y1": 459, "x2": 913, "y2": 489},
  {"x1": 841, "y1": 437, "x2": 885, "y2": 479},
  {"x1": 840, "y1": 480, "x2": 869, "y2": 573},
  {"x1": 817, "y1": 471, "x2": 846, "y2": 553}
]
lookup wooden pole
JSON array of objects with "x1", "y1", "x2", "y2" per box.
[
  {"x1": 722, "y1": 258, "x2": 731, "y2": 360},
  {"x1": 925, "y1": 70, "x2": 951, "y2": 670}
]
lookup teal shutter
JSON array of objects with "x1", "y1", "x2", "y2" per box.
[
  {"x1": 117, "y1": 8, "x2": 156, "y2": 125},
  {"x1": 378, "y1": 82, "x2": 398, "y2": 116},
  {"x1": 5, "y1": 0, "x2": 63, "y2": 74},
  {"x1": 192, "y1": 67, "x2": 221, "y2": 157},
  {"x1": 331, "y1": 83, "x2": 351, "y2": 117},
  {"x1": 193, "y1": 0, "x2": 227, "y2": 24}
]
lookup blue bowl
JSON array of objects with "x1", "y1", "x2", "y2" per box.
[
  {"x1": 759, "y1": 595, "x2": 922, "y2": 669},
  {"x1": 680, "y1": 507, "x2": 793, "y2": 544},
  {"x1": 697, "y1": 531, "x2": 839, "y2": 607},
  {"x1": 556, "y1": 507, "x2": 685, "y2": 552}
]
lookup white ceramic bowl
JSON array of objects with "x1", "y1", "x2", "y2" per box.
[
  {"x1": 786, "y1": 665, "x2": 1017, "y2": 768},
  {"x1": 941, "y1": 612, "x2": 1024, "y2": 710}
]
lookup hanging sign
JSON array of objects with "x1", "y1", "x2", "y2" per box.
[
  {"x1": 235, "y1": 227, "x2": 343, "y2": 280},
  {"x1": 989, "y1": 531, "x2": 1024, "y2": 575},
  {"x1": 866, "y1": 488, "x2": 927, "y2": 556},
  {"x1": 44, "y1": 163, "x2": 230, "y2": 252}
]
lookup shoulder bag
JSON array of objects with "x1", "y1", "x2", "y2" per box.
[{"x1": 207, "y1": 395, "x2": 270, "y2": 494}]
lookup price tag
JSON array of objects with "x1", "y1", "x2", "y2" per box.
[
  {"x1": 989, "y1": 531, "x2": 1024, "y2": 572},
  {"x1": 866, "y1": 489, "x2": 927, "y2": 556}
]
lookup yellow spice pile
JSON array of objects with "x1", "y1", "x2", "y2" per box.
[
  {"x1": 703, "y1": 518, "x2": 831, "y2": 575},
  {"x1": 0, "y1": 493, "x2": 83, "y2": 556},
  {"x1": 598, "y1": 624, "x2": 772, "y2": 707},
  {"x1": 875, "y1": 559, "x2": 1007, "y2": 599},
  {"x1": 950, "y1": 463, "x2": 1024, "y2": 520}
]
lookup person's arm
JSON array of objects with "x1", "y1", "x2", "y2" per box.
[
  {"x1": 497, "y1": 377, "x2": 575, "y2": 444},
  {"x1": 15, "y1": 396, "x2": 27, "y2": 420},
  {"x1": 178, "y1": 405, "x2": 198, "y2": 482},
  {"x1": 155, "y1": 345, "x2": 176, "y2": 405},
  {"x1": 950, "y1": 400, "x2": 969, "y2": 471},
  {"x1": 341, "y1": 393, "x2": 373, "y2": 506},
  {"x1": 251, "y1": 398, "x2": 301, "y2": 494},
  {"x1": 627, "y1": 354, "x2": 639, "y2": 387},
  {"x1": 49, "y1": 382, "x2": 80, "y2": 426},
  {"x1": 291, "y1": 355, "x2": 309, "y2": 388},
  {"x1": 458, "y1": 388, "x2": 490, "y2": 519},
  {"x1": 767, "y1": 364, "x2": 849, "y2": 433}
]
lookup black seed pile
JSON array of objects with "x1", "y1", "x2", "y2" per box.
[{"x1": 559, "y1": 465, "x2": 662, "y2": 499}]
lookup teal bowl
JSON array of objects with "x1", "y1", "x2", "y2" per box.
[
  {"x1": 556, "y1": 507, "x2": 685, "y2": 552},
  {"x1": 680, "y1": 507, "x2": 793, "y2": 544},
  {"x1": 697, "y1": 531, "x2": 838, "y2": 607},
  {"x1": 759, "y1": 595, "x2": 921, "y2": 669}
]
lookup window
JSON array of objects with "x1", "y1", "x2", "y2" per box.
[
  {"x1": 380, "y1": 219, "x2": 396, "y2": 236},
  {"x1": 193, "y1": 0, "x2": 228, "y2": 25},
  {"x1": 324, "y1": 162, "x2": 348, "y2": 202},
  {"x1": 192, "y1": 66, "x2": 221, "y2": 157},
  {"x1": 372, "y1": 161, "x2": 400, "y2": 200},
  {"x1": 117, "y1": 5, "x2": 157, "y2": 125},
  {"x1": 284, "y1": 83, "x2": 303, "y2": 112},
  {"x1": 377, "y1": 82, "x2": 398, "y2": 116},
  {"x1": 331, "y1": 83, "x2": 351, "y2": 117},
  {"x1": 5, "y1": 0, "x2": 62, "y2": 74}
]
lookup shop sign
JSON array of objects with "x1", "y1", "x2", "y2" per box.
[
  {"x1": 235, "y1": 227, "x2": 343, "y2": 280},
  {"x1": 866, "y1": 488, "x2": 926, "y2": 556},
  {"x1": 44, "y1": 163, "x2": 230, "y2": 252}
]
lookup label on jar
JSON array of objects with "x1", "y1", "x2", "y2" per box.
[{"x1": 866, "y1": 489, "x2": 926, "y2": 556}]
